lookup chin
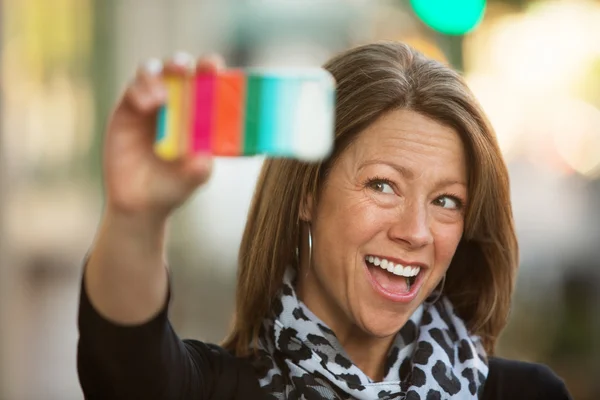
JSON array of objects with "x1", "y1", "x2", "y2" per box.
[{"x1": 356, "y1": 306, "x2": 413, "y2": 338}]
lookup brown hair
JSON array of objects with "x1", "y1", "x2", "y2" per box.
[{"x1": 222, "y1": 41, "x2": 518, "y2": 356}]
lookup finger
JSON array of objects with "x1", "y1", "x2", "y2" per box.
[
  {"x1": 139, "y1": 58, "x2": 168, "y2": 104},
  {"x1": 123, "y1": 58, "x2": 167, "y2": 114},
  {"x1": 180, "y1": 155, "x2": 214, "y2": 187},
  {"x1": 163, "y1": 51, "x2": 196, "y2": 76},
  {"x1": 123, "y1": 83, "x2": 158, "y2": 116},
  {"x1": 196, "y1": 53, "x2": 226, "y2": 74}
]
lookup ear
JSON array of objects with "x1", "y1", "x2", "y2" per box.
[{"x1": 299, "y1": 194, "x2": 314, "y2": 223}]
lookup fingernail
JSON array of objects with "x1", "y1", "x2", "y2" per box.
[
  {"x1": 173, "y1": 51, "x2": 195, "y2": 68},
  {"x1": 143, "y1": 58, "x2": 163, "y2": 76}
]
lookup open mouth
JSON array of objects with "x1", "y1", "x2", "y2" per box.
[{"x1": 364, "y1": 255, "x2": 424, "y2": 301}]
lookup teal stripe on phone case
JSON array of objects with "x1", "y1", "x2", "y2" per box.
[
  {"x1": 156, "y1": 106, "x2": 168, "y2": 142},
  {"x1": 243, "y1": 75, "x2": 262, "y2": 155},
  {"x1": 273, "y1": 78, "x2": 301, "y2": 157}
]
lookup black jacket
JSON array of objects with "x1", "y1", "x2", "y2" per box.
[{"x1": 77, "y1": 279, "x2": 572, "y2": 400}]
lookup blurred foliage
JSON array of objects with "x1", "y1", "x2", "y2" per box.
[{"x1": 88, "y1": 0, "x2": 116, "y2": 182}]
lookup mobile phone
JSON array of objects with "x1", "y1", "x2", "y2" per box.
[{"x1": 154, "y1": 68, "x2": 336, "y2": 161}]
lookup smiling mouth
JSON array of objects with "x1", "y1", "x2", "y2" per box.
[{"x1": 364, "y1": 255, "x2": 422, "y2": 294}]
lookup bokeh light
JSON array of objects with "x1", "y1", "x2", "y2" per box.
[{"x1": 410, "y1": 0, "x2": 486, "y2": 35}]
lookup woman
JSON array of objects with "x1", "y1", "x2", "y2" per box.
[{"x1": 78, "y1": 42, "x2": 572, "y2": 399}]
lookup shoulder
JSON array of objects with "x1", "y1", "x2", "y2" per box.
[
  {"x1": 482, "y1": 357, "x2": 572, "y2": 400},
  {"x1": 181, "y1": 340, "x2": 268, "y2": 399},
  {"x1": 181, "y1": 339, "x2": 244, "y2": 374}
]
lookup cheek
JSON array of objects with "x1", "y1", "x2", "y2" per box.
[
  {"x1": 317, "y1": 191, "x2": 381, "y2": 245},
  {"x1": 313, "y1": 192, "x2": 386, "y2": 280},
  {"x1": 432, "y1": 223, "x2": 464, "y2": 268}
]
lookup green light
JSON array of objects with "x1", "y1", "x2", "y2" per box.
[{"x1": 411, "y1": 0, "x2": 487, "y2": 35}]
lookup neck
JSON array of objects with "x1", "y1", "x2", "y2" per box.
[
  {"x1": 335, "y1": 326, "x2": 395, "y2": 381},
  {"x1": 296, "y1": 267, "x2": 395, "y2": 382}
]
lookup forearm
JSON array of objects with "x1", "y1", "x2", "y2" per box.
[{"x1": 84, "y1": 209, "x2": 169, "y2": 325}]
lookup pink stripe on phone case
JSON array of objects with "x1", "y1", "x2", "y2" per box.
[{"x1": 191, "y1": 73, "x2": 216, "y2": 153}]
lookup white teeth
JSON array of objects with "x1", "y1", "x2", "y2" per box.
[{"x1": 366, "y1": 255, "x2": 421, "y2": 278}]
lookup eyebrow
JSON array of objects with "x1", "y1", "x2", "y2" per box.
[{"x1": 358, "y1": 159, "x2": 467, "y2": 189}]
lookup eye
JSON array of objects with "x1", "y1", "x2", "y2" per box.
[
  {"x1": 367, "y1": 178, "x2": 395, "y2": 194},
  {"x1": 433, "y1": 194, "x2": 463, "y2": 210}
]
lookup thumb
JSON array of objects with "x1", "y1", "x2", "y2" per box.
[{"x1": 179, "y1": 155, "x2": 214, "y2": 187}]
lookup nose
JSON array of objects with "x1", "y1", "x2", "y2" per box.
[{"x1": 388, "y1": 200, "x2": 433, "y2": 249}]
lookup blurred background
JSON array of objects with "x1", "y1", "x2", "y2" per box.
[{"x1": 1, "y1": 0, "x2": 599, "y2": 398}]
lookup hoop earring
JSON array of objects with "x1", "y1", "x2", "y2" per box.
[
  {"x1": 295, "y1": 222, "x2": 313, "y2": 271},
  {"x1": 426, "y1": 274, "x2": 446, "y2": 305},
  {"x1": 307, "y1": 223, "x2": 313, "y2": 271}
]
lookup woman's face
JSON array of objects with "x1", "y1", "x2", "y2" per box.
[{"x1": 298, "y1": 109, "x2": 467, "y2": 338}]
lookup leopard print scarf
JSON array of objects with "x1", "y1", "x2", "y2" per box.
[{"x1": 252, "y1": 268, "x2": 488, "y2": 399}]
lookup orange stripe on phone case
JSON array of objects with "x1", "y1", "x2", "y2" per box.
[{"x1": 213, "y1": 70, "x2": 246, "y2": 156}]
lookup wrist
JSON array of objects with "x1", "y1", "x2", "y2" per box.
[{"x1": 101, "y1": 206, "x2": 169, "y2": 245}]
